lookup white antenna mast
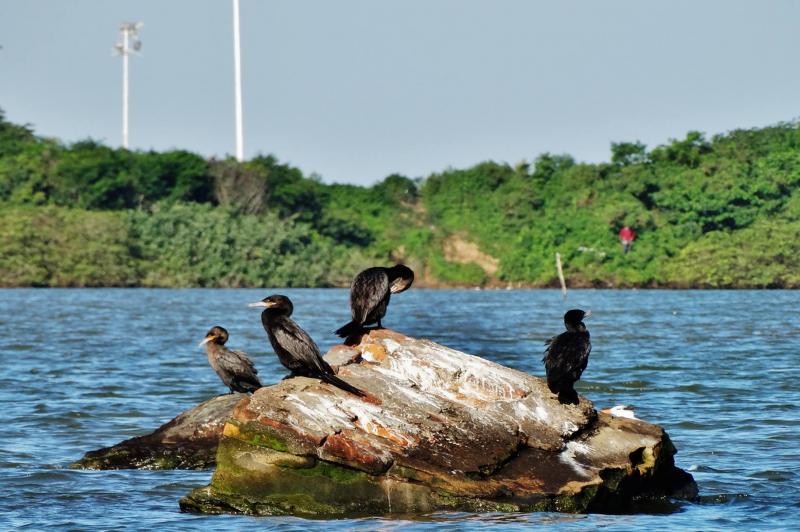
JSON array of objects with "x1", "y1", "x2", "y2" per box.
[
  {"x1": 114, "y1": 22, "x2": 143, "y2": 149},
  {"x1": 232, "y1": 0, "x2": 244, "y2": 161}
]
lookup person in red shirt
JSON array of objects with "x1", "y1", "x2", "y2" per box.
[{"x1": 619, "y1": 226, "x2": 636, "y2": 254}]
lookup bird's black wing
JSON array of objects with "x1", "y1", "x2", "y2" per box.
[
  {"x1": 272, "y1": 318, "x2": 365, "y2": 396},
  {"x1": 350, "y1": 268, "x2": 389, "y2": 324},
  {"x1": 578, "y1": 341, "x2": 592, "y2": 375},
  {"x1": 542, "y1": 334, "x2": 562, "y2": 374},
  {"x1": 272, "y1": 318, "x2": 333, "y2": 376},
  {"x1": 542, "y1": 335, "x2": 556, "y2": 363},
  {"x1": 227, "y1": 349, "x2": 258, "y2": 375},
  {"x1": 217, "y1": 347, "x2": 262, "y2": 391},
  {"x1": 543, "y1": 332, "x2": 591, "y2": 384}
]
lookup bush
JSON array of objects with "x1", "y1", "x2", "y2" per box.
[
  {"x1": 128, "y1": 202, "x2": 333, "y2": 287},
  {"x1": 0, "y1": 205, "x2": 138, "y2": 286}
]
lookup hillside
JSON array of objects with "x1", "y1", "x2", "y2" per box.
[{"x1": 1, "y1": 108, "x2": 799, "y2": 288}]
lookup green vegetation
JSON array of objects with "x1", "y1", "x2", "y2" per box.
[{"x1": 2, "y1": 107, "x2": 799, "y2": 288}]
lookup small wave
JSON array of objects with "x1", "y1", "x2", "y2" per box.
[
  {"x1": 580, "y1": 380, "x2": 649, "y2": 392},
  {"x1": 674, "y1": 421, "x2": 706, "y2": 430},
  {"x1": 688, "y1": 464, "x2": 722, "y2": 473},
  {"x1": 630, "y1": 364, "x2": 685, "y2": 371},
  {"x1": 673, "y1": 383, "x2": 706, "y2": 393},
  {"x1": 614, "y1": 380, "x2": 650, "y2": 389},
  {"x1": 7, "y1": 469, "x2": 80, "y2": 482},
  {"x1": 62, "y1": 410, "x2": 95, "y2": 419},
  {"x1": 6, "y1": 343, "x2": 35, "y2": 351},
  {"x1": 698, "y1": 493, "x2": 750, "y2": 505},
  {"x1": 81, "y1": 391, "x2": 125, "y2": 399},
  {"x1": 749, "y1": 470, "x2": 794, "y2": 482}
]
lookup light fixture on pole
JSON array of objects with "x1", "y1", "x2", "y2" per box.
[
  {"x1": 232, "y1": 0, "x2": 244, "y2": 162},
  {"x1": 113, "y1": 22, "x2": 143, "y2": 150}
]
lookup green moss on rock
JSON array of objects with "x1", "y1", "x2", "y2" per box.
[
  {"x1": 249, "y1": 433, "x2": 289, "y2": 453},
  {"x1": 287, "y1": 459, "x2": 370, "y2": 484}
]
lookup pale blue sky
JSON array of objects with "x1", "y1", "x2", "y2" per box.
[{"x1": 1, "y1": 0, "x2": 798, "y2": 184}]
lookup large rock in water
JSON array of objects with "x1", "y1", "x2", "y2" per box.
[{"x1": 180, "y1": 330, "x2": 697, "y2": 515}]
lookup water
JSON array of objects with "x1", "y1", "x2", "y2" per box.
[{"x1": 1, "y1": 288, "x2": 798, "y2": 530}]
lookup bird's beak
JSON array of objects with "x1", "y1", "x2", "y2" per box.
[
  {"x1": 390, "y1": 279, "x2": 412, "y2": 294},
  {"x1": 198, "y1": 335, "x2": 215, "y2": 347},
  {"x1": 583, "y1": 310, "x2": 593, "y2": 319},
  {"x1": 248, "y1": 301, "x2": 272, "y2": 308}
]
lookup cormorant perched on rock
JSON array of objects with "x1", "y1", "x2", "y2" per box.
[
  {"x1": 335, "y1": 264, "x2": 414, "y2": 338},
  {"x1": 199, "y1": 326, "x2": 262, "y2": 394},
  {"x1": 542, "y1": 309, "x2": 592, "y2": 405},
  {"x1": 250, "y1": 294, "x2": 366, "y2": 397}
]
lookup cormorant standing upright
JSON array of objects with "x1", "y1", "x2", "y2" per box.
[
  {"x1": 335, "y1": 264, "x2": 414, "y2": 338},
  {"x1": 250, "y1": 294, "x2": 366, "y2": 397},
  {"x1": 199, "y1": 326, "x2": 262, "y2": 394},
  {"x1": 542, "y1": 309, "x2": 592, "y2": 405}
]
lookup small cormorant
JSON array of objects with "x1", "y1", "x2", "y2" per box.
[
  {"x1": 335, "y1": 264, "x2": 414, "y2": 338},
  {"x1": 249, "y1": 294, "x2": 366, "y2": 397},
  {"x1": 542, "y1": 309, "x2": 592, "y2": 405},
  {"x1": 199, "y1": 326, "x2": 262, "y2": 394}
]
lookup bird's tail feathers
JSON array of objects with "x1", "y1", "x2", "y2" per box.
[
  {"x1": 334, "y1": 320, "x2": 361, "y2": 338},
  {"x1": 557, "y1": 389, "x2": 579, "y2": 405},
  {"x1": 547, "y1": 379, "x2": 578, "y2": 405},
  {"x1": 320, "y1": 373, "x2": 366, "y2": 397},
  {"x1": 235, "y1": 378, "x2": 262, "y2": 394}
]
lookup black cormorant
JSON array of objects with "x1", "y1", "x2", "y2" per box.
[
  {"x1": 199, "y1": 326, "x2": 262, "y2": 394},
  {"x1": 249, "y1": 294, "x2": 366, "y2": 397},
  {"x1": 334, "y1": 264, "x2": 414, "y2": 338},
  {"x1": 542, "y1": 309, "x2": 592, "y2": 405}
]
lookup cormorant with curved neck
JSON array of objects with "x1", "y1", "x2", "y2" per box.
[
  {"x1": 199, "y1": 326, "x2": 262, "y2": 394},
  {"x1": 335, "y1": 264, "x2": 414, "y2": 338},
  {"x1": 250, "y1": 294, "x2": 366, "y2": 397},
  {"x1": 542, "y1": 309, "x2": 592, "y2": 405}
]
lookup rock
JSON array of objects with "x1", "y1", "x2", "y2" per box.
[
  {"x1": 71, "y1": 393, "x2": 244, "y2": 470},
  {"x1": 180, "y1": 330, "x2": 697, "y2": 515}
]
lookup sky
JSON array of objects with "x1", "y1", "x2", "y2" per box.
[{"x1": 1, "y1": 0, "x2": 799, "y2": 185}]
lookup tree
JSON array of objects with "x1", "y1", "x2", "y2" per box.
[
  {"x1": 611, "y1": 141, "x2": 648, "y2": 166},
  {"x1": 209, "y1": 158, "x2": 267, "y2": 214},
  {"x1": 532, "y1": 153, "x2": 575, "y2": 181}
]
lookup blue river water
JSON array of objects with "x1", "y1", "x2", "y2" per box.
[{"x1": 0, "y1": 288, "x2": 798, "y2": 530}]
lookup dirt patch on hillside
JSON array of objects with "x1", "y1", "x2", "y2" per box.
[{"x1": 442, "y1": 235, "x2": 500, "y2": 276}]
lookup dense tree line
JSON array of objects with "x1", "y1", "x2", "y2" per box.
[{"x1": 1, "y1": 107, "x2": 798, "y2": 287}]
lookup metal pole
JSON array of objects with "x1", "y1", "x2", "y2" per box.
[
  {"x1": 232, "y1": 0, "x2": 244, "y2": 161},
  {"x1": 122, "y1": 25, "x2": 129, "y2": 149},
  {"x1": 114, "y1": 22, "x2": 141, "y2": 150}
]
